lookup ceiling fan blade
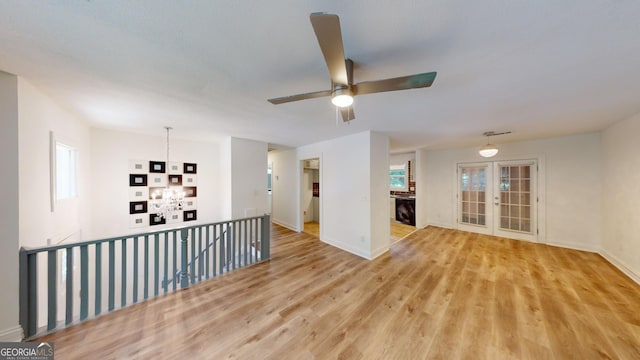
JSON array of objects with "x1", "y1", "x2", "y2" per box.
[
  {"x1": 267, "y1": 89, "x2": 332, "y2": 105},
  {"x1": 310, "y1": 13, "x2": 349, "y2": 85},
  {"x1": 354, "y1": 72, "x2": 437, "y2": 96},
  {"x1": 340, "y1": 106, "x2": 355, "y2": 122}
]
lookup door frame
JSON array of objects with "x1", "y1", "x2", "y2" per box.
[
  {"x1": 454, "y1": 155, "x2": 546, "y2": 243},
  {"x1": 298, "y1": 155, "x2": 323, "y2": 239}
]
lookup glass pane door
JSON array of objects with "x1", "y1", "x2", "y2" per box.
[
  {"x1": 494, "y1": 161, "x2": 537, "y2": 242},
  {"x1": 457, "y1": 160, "x2": 538, "y2": 242},
  {"x1": 458, "y1": 164, "x2": 493, "y2": 235}
]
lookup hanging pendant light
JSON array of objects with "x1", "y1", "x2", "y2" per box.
[
  {"x1": 150, "y1": 127, "x2": 185, "y2": 219},
  {"x1": 478, "y1": 131, "x2": 510, "y2": 158}
]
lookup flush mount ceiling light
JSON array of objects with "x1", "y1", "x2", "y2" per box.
[{"x1": 479, "y1": 131, "x2": 511, "y2": 158}]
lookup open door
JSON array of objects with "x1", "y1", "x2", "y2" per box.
[{"x1": 302, "y1": 158, "x2": 320, "y2": 238}]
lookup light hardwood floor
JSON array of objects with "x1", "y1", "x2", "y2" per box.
[
  {"x1": 306, "y1": 221, "x2": 415, "y2": 242},
  {"x1": 37, "y1": 225, "x2": 640, "y2": 359},
  {"x1": 390, "y1": 220, "x2": 416, "y2": 242}
]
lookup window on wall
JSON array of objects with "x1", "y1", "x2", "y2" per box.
[
  {"x1": 56, "y1": 142, "x2": 78, "y2": 200},
  {"x1": 390, "y1": 164, "x2": 408, "y2": 191}
]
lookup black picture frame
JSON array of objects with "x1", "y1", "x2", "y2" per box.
[
  {"x1": 129, "y1": 174, "x2": 148, "y2": 187},
  {"x1": 184, "y1": 163, "x2": 197, "y2": 174},
  {"x1": 149, "y1": 213, "x2": 166, "y2": 226},
  {"x1": 183, "y1": 210, "x2": 197, "y2": 222},
  {"x1": 149, "y1": 161, "x2": 166, "y2": 173},
  {"x1": 168, "y1": 174, "x2": 182, "y2": 186},
  {"x1": 183, "y1": 186, "x2": 197, "y2": 198},
  {"x1": 129, "y1": 201, "x2": 148, "y2": 214}
]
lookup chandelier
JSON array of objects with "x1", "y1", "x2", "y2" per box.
[{"x1": 150, "y1": 127, "x2": 185, "y2": 219}]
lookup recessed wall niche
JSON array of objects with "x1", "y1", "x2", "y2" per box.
[{"x1": 128, "y1": 159, "x2": 198, "y2": 227}]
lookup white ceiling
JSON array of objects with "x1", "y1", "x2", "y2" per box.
[{"x1": 1, "y1": 1, "x2": 639, "y2": 152}]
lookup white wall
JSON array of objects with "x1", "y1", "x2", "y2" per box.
[
  {"x1": 0, "y1": 71, "x2": 21, "y2": 341},
  {"x1": 390, "y1": 152, "x2": 415, "y2": 167},
  {"x1": 424, "y1": 133, "x2": 601, "y2": 250},
  {"x1": 18, "y1": 79, "x2": 92, "y2": 247},
  {"x1": 270, "y1": 131, "x2": 389, "y2": 259},
  {"x1": 268, "y1": 149, "x2": 298, "y2": 230},
  {"x1": 415, "y1": 149, "x2": 429, "y2": 228},
  {"x1": 229, "y1": 137, "x2": 268, "y2": 219},
  {"x1": 369, "y1": 132, "x2": 391, "y2": 258},
  {"x1": 601, "y1": 112, "x2": 640, "y2": 284},
  {"x1": 90, "y1": 128, "x2": 222, "y2": 238}
]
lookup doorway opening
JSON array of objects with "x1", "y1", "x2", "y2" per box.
[
  {"x1": 302, "y1": 158, "x2": 320, "y2": 237},
  {"x1": 457, "y1": 159, "x2": 539, "y2": 242}
]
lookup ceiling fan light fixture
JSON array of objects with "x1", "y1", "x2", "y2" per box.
[
  {"x1": 331, "y1": 87, "x2": 353, "y2": 107},
  {"x1": 479, "y1": 144, "x2": 499, "y2": 158}
]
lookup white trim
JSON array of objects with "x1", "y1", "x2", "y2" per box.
[
  {"x1": 544, "y1": 240, "x2": 599, "y2": 253},
  {"x1": 271, "y1": 218, "x2": 297, "y2": 232},
  {"x1": 321, "y1": 236, "x2": 371, "y2": 260},
  {"x1": 0, "y1": 325, "x2": 23, "y2": 342},
  {"x1": 369, "y1": 244, "x2": 389, "y2": 260},
  {"x1": 599, "y1": 249, "x2": 640, "y2": 286}
]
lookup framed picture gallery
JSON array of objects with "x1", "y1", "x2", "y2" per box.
[{"x1": 128, "y1": 159, "x2": 198, "y2": 228}]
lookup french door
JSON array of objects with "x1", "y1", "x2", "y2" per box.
[{"x1": 457, "y1": 160, "x2": 538, "y2": 242}]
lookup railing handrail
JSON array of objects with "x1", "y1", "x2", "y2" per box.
[{"x1": 20, "y1": 215, "x2": 267, "y2": 254}]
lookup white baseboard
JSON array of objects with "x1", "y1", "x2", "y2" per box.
[
  {"x1": 599, "y1": 249, "x2": 640, "y2": 286},
  {"x1": 271, "y1": 218, "x2": 297, "y2": 232},
  {"x1": 369, "y1": 244, "x2": 389, "y2": 260},
  {"x1": 0, "y1": 325, "x2": 23, "y2": 342},
  {"x1": 321, "y1": 236, "x2": 371, "y2": 260},
  {"x1": 426, "y1": 222, "x2": 454, "y2": 229},
  {"x1": 544, "y1": 240, "x2": 599, "y2": 253}
]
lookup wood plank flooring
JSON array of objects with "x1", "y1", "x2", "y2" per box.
[
  {"x1": 390, "y1": 221, "x2": 416, "y2": 242},
  {"x1": 306, "y1": 221, "x2": 415, "y2": 243},
  {"x1": 37, "y1": 225, "x2": 640, "y2": 359}
]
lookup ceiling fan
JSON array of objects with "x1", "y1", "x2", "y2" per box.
[{"x1": 267, "y1": 12, "x2": 437, "y2": 122}]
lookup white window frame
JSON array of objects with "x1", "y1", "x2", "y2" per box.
[
  {"x1": 50, "y1": 131, "x2": 79, "y2": 211},
  {"x1": 390, "y1": 163, "x2": 408, "y2": 192}
]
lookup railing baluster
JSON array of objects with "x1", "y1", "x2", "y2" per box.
[
  {"x1": 154, "y1": 234, "x2": 159, "y2": 297},
  {"x1": 212, "y1": 225, "x2": 217, "y2": 277},
  {"x1": 262, "y1": 214, "x2": 271, "y2": 260},
  {"x1": 144, "y1": 235, "x2": 149, "y2": 300},
  {"x1": 163, "y1": 232, "x2": 169, "y2": 294},
  {"x1": 19, "y1": 249, "x2": 38, "y2": 338},
  {"x1": 172, "y1": 231, "x2": 177, "y2": 291},
  {"x1": 250, "y1": 218, "x2": 254, "y2": 264},
  {"x1": 243, "y1": 220, "x2": 248, "y2": 266},
  {"x1": 109, "y1": 241, "x2": 115, "y2": 311},
  {"x1": 47, "y1": 250, "x2": 57, "y2": 331},
  {"x1": 133, "y1": 237, "x2": 138, "y2": 304},
  {"x1": 65, "y1": 248, "x2": 73, "y2": 325},
  {"x1": 220, "y1": 224, "x2": 226, "y2": 275},
  {"x1": 95, "y1": 243, "x2": 102, "y2": 316},
  {"x1": 205, "y1": 226, "x2": 210, "y2": 279},
  {"x1": 180, "y1": 229, "x2": 189, "y2": 288},
  {"x1": 190, "y1": 228, "x2": 196, "y2": 284},
  {"x1": 198, "y1": 227, "x2": 203, "y2": 283},
  {"x1": 80, "y1": 245, "x2": 88, "y2": 321},
  {"x1": 121, "y1": 238, "x2": 127, "y2": 308}
]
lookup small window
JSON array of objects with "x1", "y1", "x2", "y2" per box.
[
  {"x1": 56, "y1": 143, "x2": 78, "y2": 200},
  {"x1": 390, "y1": 164, "x2": 408, "y2": 192}
]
